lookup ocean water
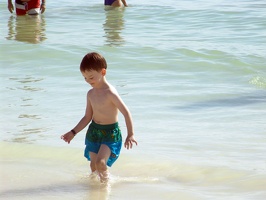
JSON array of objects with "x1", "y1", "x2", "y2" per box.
[{"x1": 1, "y1": 0, "x2": 266, "y2": 199}]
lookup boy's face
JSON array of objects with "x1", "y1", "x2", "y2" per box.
[{"x1": 81, "y1": 69, "x2": 106, "y2": 87}]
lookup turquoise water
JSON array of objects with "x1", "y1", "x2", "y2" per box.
[{"x1": 1, "y1": 0, "x2": 266, "y2": 199}]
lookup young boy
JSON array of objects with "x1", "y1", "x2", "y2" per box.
[
  {"x1": 61, "y1": 52, "x2": 137, "y2": 183},
  {"x1": 8, "y1": 0, "x2": 46, "y2": 15},
  {"x1": 105, "y1": 0, "x2": 128, "y2": 7}
]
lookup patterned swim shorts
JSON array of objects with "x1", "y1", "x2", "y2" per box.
[{"x1": 84, "y1": 121, "x2": 122, "y2": 167}]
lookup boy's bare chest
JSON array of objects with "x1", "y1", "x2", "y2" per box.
[{"x1": 90, "y1": 91, "x2": 110, "y2": 107}]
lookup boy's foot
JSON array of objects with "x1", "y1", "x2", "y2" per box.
[
  {"x1": 99, "y1": 170, "x2": 110, "y2": 184},
  {"x1": 89, "y1": 171, "x2": 99, "y2": 181}
]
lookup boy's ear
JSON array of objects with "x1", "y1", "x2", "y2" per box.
[{"x1": 101, "y1": 68, "x2": 106, "y2": 76}]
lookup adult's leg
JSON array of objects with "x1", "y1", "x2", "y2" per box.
[
  {"x1": 111, "y1": 0, "x2": 123, "y2": 7},
  {"x1": 96, "y1": 144, "x2": 111, "y2": 182}
]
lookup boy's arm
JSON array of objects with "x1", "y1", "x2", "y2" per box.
[
  {"x1": 121, "y1": 0, "x2": 128, "y2": 7},
  {"x1": 110, "y1": 92, "x2": 137, "y2": 149},
  {"x1": 61, "y1": 92, "x2": 93, "y2": 144},
  {"x1": 8, "y1": 0, "x2": 14, "y2": 13},
  {"x1": 122, "y1": 109, "x2": 137, "y2": 149}
]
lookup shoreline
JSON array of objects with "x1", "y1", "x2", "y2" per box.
[{"x1": 1, "y1": 141, "x2": 266, "y2": 200}]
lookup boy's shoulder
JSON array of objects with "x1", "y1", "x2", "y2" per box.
[
  {"x1": 87, "y1": 84, "x2": 118, "y2": 95},
  {"x1": 108, "y1": 84, "x2": 119, "y2": 96},
  {"x1": 108, "y1": 83, "x2": 117, "y2": 91}
]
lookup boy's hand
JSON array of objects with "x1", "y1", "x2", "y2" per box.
[
  {"x1": 124, "y1": 135, "x2": 137, "y2": 149},
  {"x1": 61, "y1": 131, "x2": 74, "y2": 144}
]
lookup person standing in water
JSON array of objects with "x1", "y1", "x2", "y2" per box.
[
  {"x1": 105, "y1": 0, "x2": 128, "y2": 7},
  {"x1": 61, "y1": 52, "x2": 137, "y2": 183},
  {"x1": 7, "y1": 0, "x2": 46, "y2": 15}
]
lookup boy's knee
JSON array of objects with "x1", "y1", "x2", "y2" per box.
[{"x1": 96, "y1": 159, "x2": 107, "y2": 170}]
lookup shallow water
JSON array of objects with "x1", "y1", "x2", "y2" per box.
[
  {"x1": 1, "y1": 0, "x2": 266, "y2": 199},
  {"x1": 1, "y1": 142, "x2": 266, "y2": 200}
]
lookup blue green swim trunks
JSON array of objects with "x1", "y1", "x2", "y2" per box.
[{"x1": 84, "y1": 121, "x2": 122, "y2": 167}]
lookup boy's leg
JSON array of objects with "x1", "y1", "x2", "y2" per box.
[
  {"x1": 88, "y1": 152, "x2": 99, "y2": 180},
  {"x1": 89, "y1": 152, "x2": 97, "y2": 172},
  {"x1": 96, "y1": 144, "x2": 111, "y2": 182}
]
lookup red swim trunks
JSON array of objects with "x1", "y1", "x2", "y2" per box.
[{"x1": 15, "y1": 0, "x2": 41, "y2": 15}]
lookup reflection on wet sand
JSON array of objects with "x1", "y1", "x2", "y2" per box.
[
  {"x1": 6, "y1": 15, "x2": 46, "y2": 44},
  {"x1": 10, "y1": 126, "x2": 47, "y2": 144},
  {"x1": 19, "y1": 114, "x2": 41, "y2": 119},
  {"x1": 10, "y1": 77, "x2": 44, "y2": 84},
  {"x1": 9, "y1": 77, "x2": 44, "y2": 92},
  {"x1": 7, "y1": 76, "x2": 46, "y2": 143},
  {"x1": 83, "y1": 178, "x2": 111, "y2": 200},
  {"x1": 103, "y1": 7, "x2": 125, "y2": 46}
]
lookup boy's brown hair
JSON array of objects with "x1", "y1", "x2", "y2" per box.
[{"x1": 80, "y1": 52, "x2": 107, "y2": 72}]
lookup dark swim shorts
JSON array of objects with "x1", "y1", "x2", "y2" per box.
[{"x1": 84, "y1": 121, "x2": 122, "y2": 167}]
